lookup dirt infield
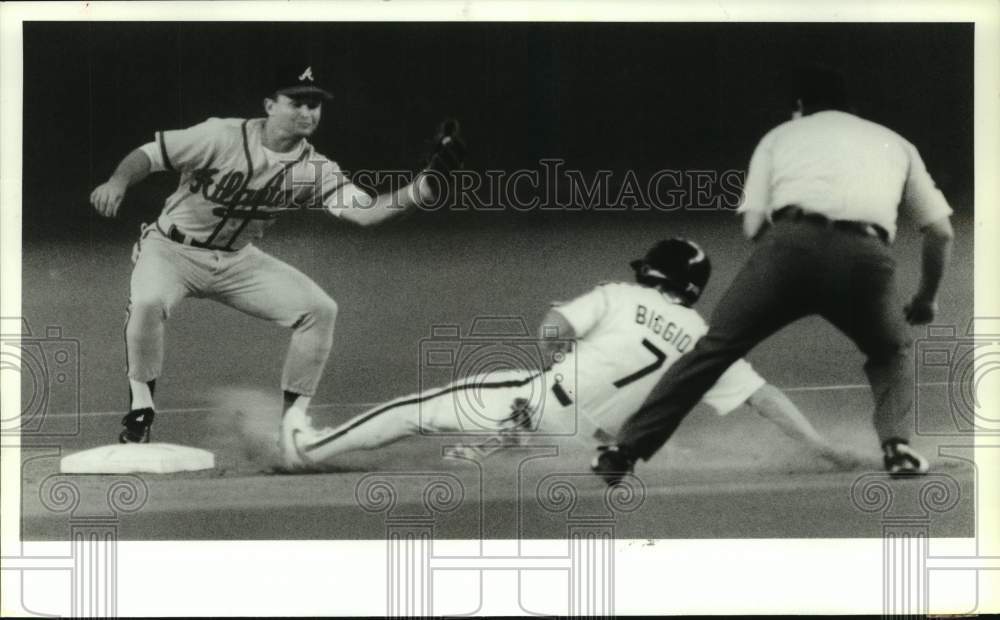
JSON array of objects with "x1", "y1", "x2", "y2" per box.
[{"x1": 21, "y1": 385, "x2": 975, "y2": 540}]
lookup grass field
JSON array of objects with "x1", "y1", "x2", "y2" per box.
[{"x1": 18, "y1": 210, "x2": 976, "y2": 539}]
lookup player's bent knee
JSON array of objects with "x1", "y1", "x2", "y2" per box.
[
  {"x1": 128, "y1": 297, "x2": 171, "y2": 322},
  {"x1": 313, "y1": 295, "x2": 338, "y2": 328}
]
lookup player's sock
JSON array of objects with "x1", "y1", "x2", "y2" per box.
[
  {"x1": 283, "y1": 391, "x2": 311, "y2": 416},
  {"x1": 129, "y1": 379, "x2": 156, "y2": 410}
]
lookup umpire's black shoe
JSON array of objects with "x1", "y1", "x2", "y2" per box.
[
  {"x1": 882, "y1": 438, "x2": 929, "y2": 476},
  {"x1": 591, "y1": 445, "x2": 637, "y2": 486},
  {"x1": 119, "y1": 407, "x2": 155, "y2": 444}
]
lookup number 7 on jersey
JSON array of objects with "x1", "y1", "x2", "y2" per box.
[{"x1": 613, "y1": 338, "x2": 668, "y2": 388}]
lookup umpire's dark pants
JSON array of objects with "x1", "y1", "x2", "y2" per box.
[{"x1": 619, "y1": 217, "x2": 914, "y2": 460}]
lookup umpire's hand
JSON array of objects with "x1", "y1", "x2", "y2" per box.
[
  {"x1": 904, "y1": 295, "x2": 938, "y2": 325},
  {"x1": 90, "y1": 178, "x2": 127, "y2": 217}
]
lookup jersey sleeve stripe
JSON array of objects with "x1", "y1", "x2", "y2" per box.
[
  {"x1": 320, "y1": 178, "x2": 350, "y2": 203},
  {"x1": 240, "y1": 119, "x2": 256, "y2": 180},
  {"x1": 157, "y1": 131, "x2": 175, "y2": 172}
]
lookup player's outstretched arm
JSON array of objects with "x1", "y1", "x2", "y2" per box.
[
  {"x1": 90, "y1": 148, "x2": 153, "y2": 218},
  {"x1": 339, "y1": 174, "x2": 435, "y2": 227},
  {"x1": 746, "y1": 383, "x2": 863, "y2": 470},
  {"x1": 332, "y1": 119, "x2": 465, "y2": 227}
]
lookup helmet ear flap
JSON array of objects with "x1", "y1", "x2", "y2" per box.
[
  {"x1": 631, "y1": 238, "x2": 711, "y2": 305},
  {"x1": 631, "y1": 263, "x2": 655, "y2": 287},
  {"x1": 631, "y1": 260, "x2": 658, "y2": 282}
]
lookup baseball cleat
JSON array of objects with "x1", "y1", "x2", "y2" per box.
[
  {"x1": 882, "y1": 438, "x2": 930, "y2": 476},
  {"x1": 278, "y1": 406, "x2": 314, "y2": 472},
  {"x1": 119, "y1": 407, "x2": 155, "y2": 444},
  {"x1": 591, "y1": 445, "x2": 636, "y2": 486}
]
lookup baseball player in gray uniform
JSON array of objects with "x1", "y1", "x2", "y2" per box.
[
  {"x1": 89, "y1": 63, "x2": 464, "y2": 456},
  {"x1": 282, "y1": 238, "x2": 861, "y2": 472},
  {"x1": 594, "y1": 66, "x2": 954, "y2": 485}
]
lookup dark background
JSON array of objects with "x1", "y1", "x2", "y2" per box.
[{"x1": 24, "y1": 21, "x2": 972, "y2": 238}]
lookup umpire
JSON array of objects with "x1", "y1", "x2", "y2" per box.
[{"x1": 593, "y1": 65, "x2": 954, "y2": 482}]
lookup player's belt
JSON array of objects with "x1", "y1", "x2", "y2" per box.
[
  {"x1": 772, "y1": 205, "x2": 890, "y2": 244},
  {"x1": 157, "y1": 222, "x2": 238, "y2": 252}
]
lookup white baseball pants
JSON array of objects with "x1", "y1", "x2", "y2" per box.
[{"x1": 124, "y1": 224, "x2": 337, "y2": 396}]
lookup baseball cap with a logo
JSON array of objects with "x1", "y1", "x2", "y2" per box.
[{"x1": 269, "y1": 62, "x2": 334, "y2": 100}]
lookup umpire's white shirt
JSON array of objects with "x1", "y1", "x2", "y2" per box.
[{"x1": 739, "y1": 110, "x2": 952, "y2": 240}]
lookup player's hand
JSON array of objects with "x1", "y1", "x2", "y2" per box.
[
  {"x1": 419, "y1": 118, "x2": 466, "y2": 202},
  {"x1": 90, "y1": 178, "x2": 128, "y2": 218},
  {"x1": 904, "y1": 294, "x2": 938, "y2": 325},
  {"x1": 425, "y1": 119, "x2": 466, "y2": 175}
]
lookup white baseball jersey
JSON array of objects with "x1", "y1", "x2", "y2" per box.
[
  {"x1": 139, "y1": 117, "x2": 370, "y2": 249},
  {"x1": 550, "y1": 281, "x2": 764, "y2": 436},
  {"x1": 738, "y1": 110, "x2": 953, "y2": 241}
]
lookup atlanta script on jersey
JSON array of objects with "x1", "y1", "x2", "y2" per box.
[{"x1": 139, "y1": 117, "x2": 370, "y2": 250}]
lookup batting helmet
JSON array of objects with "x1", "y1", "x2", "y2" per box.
[{"x1": 630, "y1": 238, "x2": 711, "y2": 306}]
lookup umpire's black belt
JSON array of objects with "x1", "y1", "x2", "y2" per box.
[
  {"x1": 772, "y1": 205, "x2": 889, "y2": 244},
  {"x1": 157, "y1": 222, "x2": 237, "y2": 252}
]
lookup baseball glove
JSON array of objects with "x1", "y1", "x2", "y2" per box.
[{"x1": 422, "y1": 118, "x2": 466, "y2": 186}]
